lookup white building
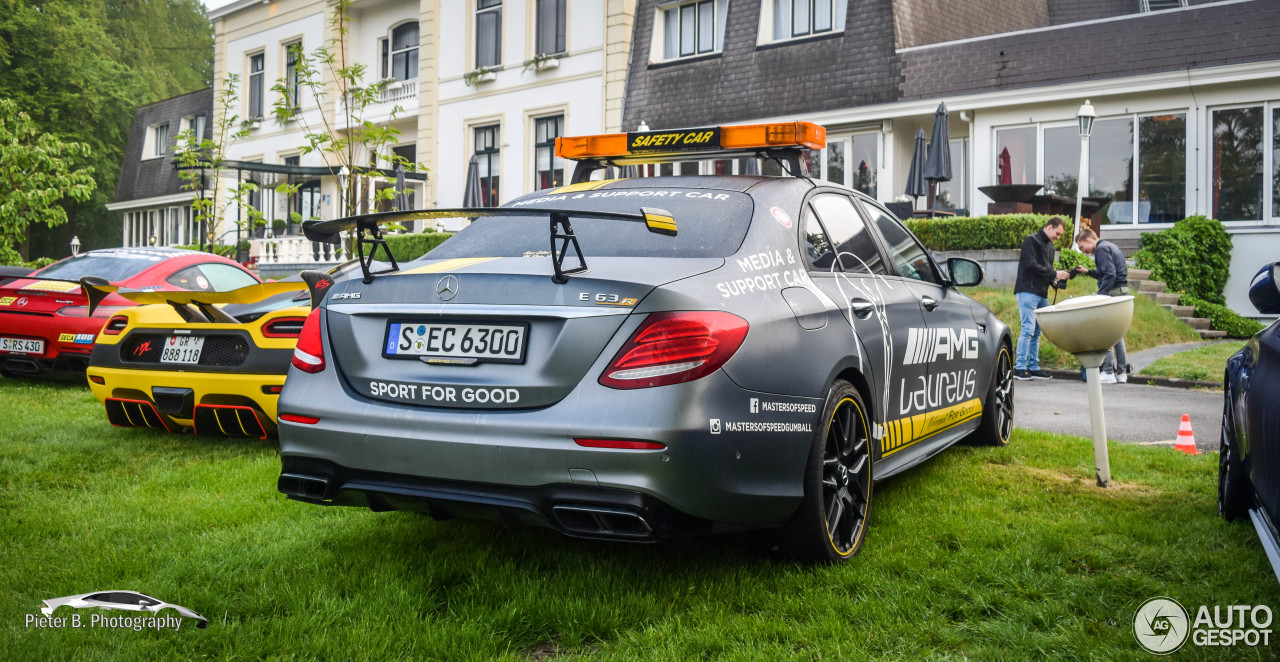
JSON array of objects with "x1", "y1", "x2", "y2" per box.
[{"x1": 204, "y1": 0, "x2": 635, "y2": 267}]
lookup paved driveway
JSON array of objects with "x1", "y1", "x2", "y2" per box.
[{"x1": 1012, "y1": 378, "x2": 1221, "y2": 453}]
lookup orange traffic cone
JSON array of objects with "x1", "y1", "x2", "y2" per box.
[{"x1": 1174, "y1": 414, "x2": 1199, "y2": 454}]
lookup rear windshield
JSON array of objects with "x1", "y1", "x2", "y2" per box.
[
  {"x1": 36, "y1": 251, "x2": 170, "y2": 282},
  {"x1": 426, "y1": 188, "x2": 753, "y2": 259}
]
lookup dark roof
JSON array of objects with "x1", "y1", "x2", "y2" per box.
[
  {"x1": 900, "y1": 0, "x2": 1280, "y2": 101},
  {"x1": 624, "y1": 0, "x2": 1280, "y2": 128},
  {"x1": 113, "y1": 88, "x2": 213, "y2": 204},
  {"x1": 623, "y1": 0, "x2": 901, "y2": 130}
]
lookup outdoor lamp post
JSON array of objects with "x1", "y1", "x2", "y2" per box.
[
  {"x1": 1072, "y1": 99, "x2": 1096, "y2": 251},
  {"x1": 69, "y1": 236, "x2": 80, "y2": 256}
]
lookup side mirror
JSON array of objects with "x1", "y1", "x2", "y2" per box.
[
  {"x1": 1249, "y1": 262, "x2": 1280, "y2": 314},
  {"x1": 947, "y1": 257, "x2": 984, "y2": 288}
]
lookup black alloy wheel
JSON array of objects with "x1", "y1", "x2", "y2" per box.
[
  {"x1": 968, "y1": 345, "x2": 1014, "y2": 446},
  {"x1": 775, "y1": 380, "x2": 872, "y2": 563}
]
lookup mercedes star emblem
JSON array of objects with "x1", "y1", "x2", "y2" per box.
[{"x1": 436, "y1": 275, "x2": 459, "y2": 301}]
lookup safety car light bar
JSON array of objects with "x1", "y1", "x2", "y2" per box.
[
  {"x1": 555, "y1": 121, "x2": 826, "y2": 182},
  {"x1": 302, "y1": 206, "x2": 676, "y2": 284}
]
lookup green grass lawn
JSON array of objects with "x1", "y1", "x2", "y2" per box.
[
  {"x1": 1139, "y1": 342, "x2": 1245, "y2": 383},
  {"x1": 967, "y1": 279, "x2": 1202, "y2": 370},
  {"x1": 2, "y1": 379, "x2": 1276, "y2": 660}
]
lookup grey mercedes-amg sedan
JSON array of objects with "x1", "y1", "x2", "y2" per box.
[{"x1": 276, "y1": 122, "x2": 1013, "y2": 563}]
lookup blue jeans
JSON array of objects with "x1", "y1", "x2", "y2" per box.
[{"x1": 1016, "y1": 292, "x2": 1049, "y2": 371}]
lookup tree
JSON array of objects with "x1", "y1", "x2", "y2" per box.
[
  {"x1": 270, "y1": 0, "x2": 424, "y2": 222},
  {"x1": 175, "y1": 74, "x2": 260, "y2": 251},
  {"x1": 0, "y1": 0, "x2": 212, "y2": 259},
  {"x1": 0, "y1": 99, "x2": 96, "y2": 264}
]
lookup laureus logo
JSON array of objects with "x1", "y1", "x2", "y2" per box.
[{"x1": 1134, "y1": 597, "x2": 1190, "y2": 655}]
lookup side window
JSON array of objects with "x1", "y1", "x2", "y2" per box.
[
  {"x1": 166, "y1": 266, "x2": 213, "y2": 291},
  {"x1": 198, "y1": 263, "x2": 259, "y2": 292},
  {"x1": 864, "y1": 204, "x2": 941, "y2": 285},
  {"x1": 802, "y1": 204, "x2": 837, "y2": 271},
  {"x1": 810, "y1": 194, "x2": 887, "y2": 275}
]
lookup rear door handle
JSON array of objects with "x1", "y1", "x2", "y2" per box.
[
  {"x1": 850, "y1": 299, "x2": 874, "y2": 319},
  {"x1": 920, "y1": 295, "x2": 939, "y2": 311}
]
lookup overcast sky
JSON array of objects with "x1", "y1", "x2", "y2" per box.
[{"x1": 202, "y1": 0, "x2": 238, "y2": 11}]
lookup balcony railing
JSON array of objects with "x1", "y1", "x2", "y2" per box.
[
  {"x1": 254, "y1": 232, "x2": 349, "y2": 266},
  {"x1": 379, "y1": 79, "x2": 417, "y2": 104}
]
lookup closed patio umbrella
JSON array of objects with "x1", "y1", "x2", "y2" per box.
[
  {"x1": 392, "y1": 163, "x2": 411, "y2": 212},
  {"x1": 904, "y1": 128, "x2": 928, "y2": 207},
  {"x1": 923, "y1": 102, "x2": 952, "y2": 213},
  {"x1": 462, "y1": 155, "x2": 483, "y2": 207},
  {"x1": 998, "y1": 148, "x2": 1012, "y2": 186}
]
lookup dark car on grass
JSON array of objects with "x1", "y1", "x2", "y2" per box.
[
  {"x1": 1221, "y1": 261, "x2": 1280, "y2": 582},
  {"x1": 274, "y1": 121, "x2": 1014, "y2": 563}
]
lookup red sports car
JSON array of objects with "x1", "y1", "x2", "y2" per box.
[{"x1": 0, "y1": 247, "x2": 260, "y2": 379}]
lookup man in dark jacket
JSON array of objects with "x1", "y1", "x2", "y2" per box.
[
  {"x1": 1014, "y1": 217, "x2": 1070, "y2": 380},
  {"x1": 1075, "y1": 228, "x2": 1130, "y2": 382}
]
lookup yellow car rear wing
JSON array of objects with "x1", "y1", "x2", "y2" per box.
[{"x1": 80, "y1": 277, "x2": 306, "y2": 324}]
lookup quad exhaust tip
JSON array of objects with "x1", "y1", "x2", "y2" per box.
[
  {"x1": 278, "y1": 473, "x2": 332, "y2": 500},
  {"x1": 552, "y1": 505, "x2": 654, "y2": 539}
]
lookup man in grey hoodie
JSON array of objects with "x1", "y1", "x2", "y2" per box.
[{"x1": 1074, "y1": 228, "x2": 1130, "y2": 383}]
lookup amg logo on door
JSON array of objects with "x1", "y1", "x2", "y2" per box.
[{"x1": 903, "y1": 327, "x2": 979, "y2": 365}]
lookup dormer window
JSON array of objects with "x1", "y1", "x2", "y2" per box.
[{"x1": 653, "y1": 0, "x2": 727, "y2": 62}]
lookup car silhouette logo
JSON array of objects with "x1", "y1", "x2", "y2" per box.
[
  {"x1": 436, "y1": 275, "x2": 459, "y2": 301},
  {"x1": 41, "y1": 591, "x2": 207, "y2": 629}
]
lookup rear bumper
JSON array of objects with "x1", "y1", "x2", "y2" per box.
[
  {"x1": 0, "y1": 314, "x2": 101, "y2": 379},
  {"x1": 280, "y1": 456, "x2": 713, "y2": 541},
  {"x1": 87, "y1": 365, "x2": 284, "y2": 434},
  {"x1": 277, "y1": 363, "x2": 823, "y2": 531}
]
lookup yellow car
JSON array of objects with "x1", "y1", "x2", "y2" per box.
[{"x1": 84, "y1": 273, "x2": 336, "y2": 438}]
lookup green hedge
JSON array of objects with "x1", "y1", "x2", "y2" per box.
[
  {"x1": 384, "y1": 232, "x2": 454, "y2": 262},
  {"x1": 1133, "y1": 216, "x2": 1232, "y2": 305},
  {"x1": 905, "y1": 214, "x2": 1074, "y2": 251},
  {"x1": 1180, "y1": 295, "x2": 1264, "y2": 339}
]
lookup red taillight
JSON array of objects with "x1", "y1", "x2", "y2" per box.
[
  {"x1": 262, "y1": 316, "x2": 307, "y2": 338},
  {"x1": 103, "y1": 315, "x2": 129, "y2": 335},
  {"x1": 599, "y1": 311, "x2": 748, "y2": 389},
  {"x1": 279, "y1": 413, "x2": 320, "y2": 425},
  {"x1": 290, "y1": 308, "x2": 325, "y2": 373},
  {"x1": 575, "y1": 438, "x2": 666, "y2": 450}
]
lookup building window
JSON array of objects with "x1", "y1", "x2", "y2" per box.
[
  {"x1": 536, "y1": 0, "x2": 566, "y2": 55},
  {"x1": 765, "y1": 0, "x2": 846, "y2": 42},
  {"x1": 247, "y1": 52, "x2": 265, "y2": 119},
  {"x1": 661, "y1": 0, "x2": 726, "y2": 60},
  {"x1": 1213, "y1": 106, "x2": 1263, "y2": 222},
  {"x1": 476, "y1": 1, "x2": 502, "y2": 69},
  {"x1": 284, "y1": 42, "x2": 302, "y2": 108},
  {"x1": 935, "y1": 137, "x2": 968, "y2": 214},
  {"x1": 533, "y1": 115, "x2": 564, "y2": 190},
  {"x1": 820, "y1": 133, "x2": 877, "y2": 197},
  {"x1": 1038, "y1": 113, "x2": 1187, "y2": 224},
  {"x1": 383, "y1": 23, "x2": 419, "y2": 81},
  {"x1": 153, "y1": 123, "x2": 169, "y2": 157},
  {"x1": 475, "y1": 125, "x2": 500, "y2": 207},
  {"x1": 995, "y1": 126, "x2": 1036, "y2": 186}
]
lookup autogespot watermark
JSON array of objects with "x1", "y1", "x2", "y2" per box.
[{"x1": 1133, "y1": 597, "x2": 1272, "y2": 655}]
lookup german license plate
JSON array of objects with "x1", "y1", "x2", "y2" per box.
[
  {"x1": 0, "y1": 337, "x2": 44, "y2": 355},
  {"x1": 385, "y1": 321, "x2": 527, "y2": 363},
  {"x1": 160, "y1": 335, "x2": 204, "y2": 364}
]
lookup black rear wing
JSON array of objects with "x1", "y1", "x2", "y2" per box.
[{"x1": 302, "y1": 206, "x2": 676, "y2": 284}]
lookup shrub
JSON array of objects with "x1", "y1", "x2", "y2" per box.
[
  {"x1": 1181, "y1": 295, "x2": 1264, "y2": 338},
  {"x1": 905, "y1": 215, "x2": 1074, "y2": 251},
  {"x1": 22, "y1": 256, "x2": 56, "y2": 270},
  {"x1": 1133, "y1": 216, "x2": 1232, "y2": 304},
  {"x1": 1055, "y1": 248, "x2": 1094, "y2": 273},
  {"x1": 384, "y1": 232, "x2": 453, "y2": 262}
]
